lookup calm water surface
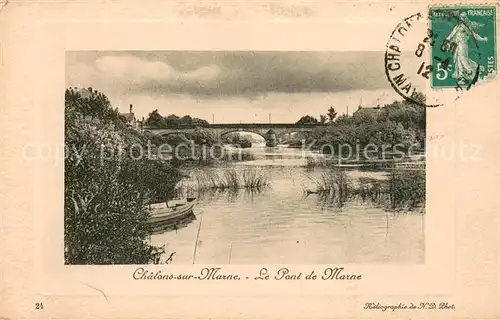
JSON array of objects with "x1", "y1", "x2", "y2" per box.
[{"x1": 150, "y1": 144, "x2": 425, "y2": 264}]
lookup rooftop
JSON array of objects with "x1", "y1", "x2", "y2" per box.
[
  {"x1": 353, "y1": 105, "x2": 382, "y2": 117},
  {"x1": 120, "y1": 113, "x2": 135, "y2": 122}
]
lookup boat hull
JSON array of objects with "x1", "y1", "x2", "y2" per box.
[{"x1": 147, "y1": 198, "x2": 196, "y2": 234}]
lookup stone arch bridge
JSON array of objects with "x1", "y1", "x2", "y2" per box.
[{"x1": 144, "y1": 123, "x2": 324, "y2": 144}]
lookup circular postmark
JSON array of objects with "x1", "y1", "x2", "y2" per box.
[{"x1": 385, "y1": 9, "x2": 492, "y2": 107}]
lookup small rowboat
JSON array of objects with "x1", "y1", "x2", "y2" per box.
[{"x1": 147, "y1": 197, "x2": 197, "y2": 234}]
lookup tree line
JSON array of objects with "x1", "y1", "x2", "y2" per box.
[
  {"x1": 296, "y1": 106, "x2": 338, "y2": 125},
  {"x1": 291, "y1": 94, "x2": 426, "y2": 154},
  {"x1": 145, "y1": 109, "x2": 209, "y2": 128}
]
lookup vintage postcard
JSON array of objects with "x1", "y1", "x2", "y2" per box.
[{"x1": 1, "y1": 0, "x2": 499, "y2": 319}]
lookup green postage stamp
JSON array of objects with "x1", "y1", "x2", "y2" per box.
[{"x1": 430, "y1": 6, "x2": 496, "y2": 88}]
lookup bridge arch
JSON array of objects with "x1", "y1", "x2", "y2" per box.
[
  {"x1": 144, "y1": 124, "x2": 321, "y2": 143},
  {"x1": 219, "y1": 129, "x2": 268, "y2": 141}
]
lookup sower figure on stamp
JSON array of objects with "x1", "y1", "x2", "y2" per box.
[{"x1": 445, "y1": 12, "x2": 488, "y2": 84}]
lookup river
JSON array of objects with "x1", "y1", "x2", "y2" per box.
[{"x1": 150, "y1": 143, "x2": 425, "y2": 264}]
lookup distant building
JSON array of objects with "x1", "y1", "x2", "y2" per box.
[
  {"x1": 120, "y1": 104, "x2": 142, "y2": 130},
  {"x1": 74, "y1": 87, "x2": 143, "y2": 131},
  {"x1": 353, "y1": 104, "x2": 382, "y2": 118}
]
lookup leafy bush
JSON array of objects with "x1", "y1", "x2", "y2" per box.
[
  {"x1": 64, "y1": 88, "x2": 182, "y2": 264},
  {"x1": 303, "y1": 98, "x2": 426, "y2": 155},
  {"x1": 191, "y1": 127, "x2": 218, "y2": 145}
]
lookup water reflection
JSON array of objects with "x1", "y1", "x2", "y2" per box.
[
  {"x1": 196, "y1": 187, "x2": 263, "y2": 204},
  {"x1": 151, "y1": 144, "x2": 425, "y2": 264}
]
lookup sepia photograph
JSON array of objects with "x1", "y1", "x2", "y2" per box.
[
  {"x1": 2, "y1": 1, "x2": 499, "y2": 318},
  {"x1": 65, "y1": 51, "x2": 426, "y2": 265}
]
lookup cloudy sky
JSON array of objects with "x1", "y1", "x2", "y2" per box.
[{"x1": 66, "y1": 51, "x2": 400, "y2": 123}]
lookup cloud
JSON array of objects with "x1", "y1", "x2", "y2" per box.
[
  {"x1": 95, "y1": 56, "x2": 176, "y2": 82},
  {"x1": 183, "y1": 64, "x2": 221, "y2": 81},
  {"x1": 66, "y1": 51, "x2": 390, "y2": 99},
  {"x1": 91, "y1": 55, "x2": 221, "y2": 88}
]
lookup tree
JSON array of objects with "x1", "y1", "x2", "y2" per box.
[
  {"x1": 143, "y1": 110, "x2": 210, "y2": 128},
  {"x1": 65, "y1": 110, "x2": 154, "y2": 264},
  {"x1": 191, "y1": 127, "x2": 217, "y2": 145},
  {"x1": 327, "y1": 107, "x2": 337, "y2": 122},
  {"x1": 335, "y1": 114, "x2": 351, "y2": 125},
  {"x1": 192, "y1": 117, "x2": 210, "y2": 126},
  {"x1": 296, "y1": 115, "x2": 318, "y2": 125},
  {"x1": 165, "y1": 114, "x2": 181, "y2": 127},
  {"x1": 352, "y1": 110, "x2": 377, "y2": 126},
  {"x1": 222, "y1": 133, "x2": 240, "y2": 144},
  {"x1": 180, "y1": 115, "x2": 193, "y2": 126},
  {"x1": 65, "y1": 88, "x2": 124, "y2": 127},
  {"x1": 64, "y1": 88, "x2": 182, "y2": 264},
  {"x1": 222, "y1": 133, "x2": 253, "y2": 148},
  {"x1": 377, "y1": 100, "x2": 425, "y2": 130},
  {"x1": 319, "y1": 114, "x2": 327, "y2": 124},
  {"x1": 145, "y1": 109, "x2": 165, "y2": 128},
  {"x1": 163, "y1": 133, "x2": 191, "y2": 146},
  {"x1": 241, "y1": 134, "x2": 256, "y2": 143},
  {"x1": 409, "y1": 91, "x2": 426, "y2": 105}
]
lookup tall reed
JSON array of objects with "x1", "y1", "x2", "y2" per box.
[
  {"x1": 311, "y1": 169, "x2": 352, "y2": 207},
  {"x1": 192, "y1": 168, "x2": 270, "y2": 192},
  {"x1": 387, "y1": 169, "x2": 425, "y2": 211},
  {"x1": 242, "y1": 168, "x2": 270, "y2": 190},
  {"x1": 304, "y1": 155, "x2": 327, "y2": 168},
  {"x1": 309, "y1": 168, "x2": 425, "y2": 212}
]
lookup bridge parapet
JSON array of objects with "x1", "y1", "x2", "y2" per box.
[
  {"x1": 144, "y1": 123, "x2": 326, "y2": 130},
  {"x1": 144, "y1": 123, "x2": 327, "y2": 142}
]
